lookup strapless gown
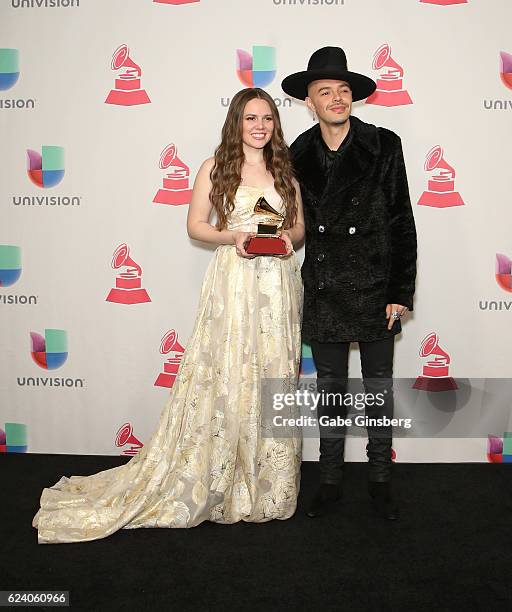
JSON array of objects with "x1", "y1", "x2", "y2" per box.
[{"x1": 32, "y1": 185, "x2": 303, "y2": 543}]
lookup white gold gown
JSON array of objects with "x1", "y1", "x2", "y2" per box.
[{"x1": 32, "y1": 185, "x2": 303, "y2": 543}]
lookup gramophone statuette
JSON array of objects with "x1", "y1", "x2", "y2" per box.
[{"x1": 245, "y1": 196, "x2": 287, "y2": 256}]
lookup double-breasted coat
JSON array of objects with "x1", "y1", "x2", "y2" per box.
[{"x1": 290, "y1": 115, "x2": 417, "y2": 343}]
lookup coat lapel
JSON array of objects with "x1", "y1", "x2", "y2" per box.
[
  {"x1": 291, "y1": 116, "x2": 381, "y2": 202},
  {"x1": 291, "y1": 124, "x2": 326, "y2": 201}
]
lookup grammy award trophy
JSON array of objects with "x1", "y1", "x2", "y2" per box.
[{"x1": 245, "y1": 196, "x2": 287, "y2": 256}]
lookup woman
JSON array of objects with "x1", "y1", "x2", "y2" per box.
[{"x1": 32, "y1": 88, "x2": 305, "y2": 543}]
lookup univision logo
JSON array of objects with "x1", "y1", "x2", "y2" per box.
[
  {"x1": 27, "y1": 146, "x2": 64, "y2": 188},
  {"x1": 221, "y1": 45, "x2": 292, "y2": 108},
  {"x1": 13, "y1": 145, "x2": 82, "y2": 207},
  {"x1": 478, "y1": 253, "x2": 512, "y2": 311},
  {"x1": 0, "y1": 423, "x2": 27, "y2": 453},
  {"x1": 0, "y1": 49, "x2": 19, "y2": 90},
  {"x1": 487, "y1": 432, "x2": 512, "y2": 463},
  {"x1": 499, "y1": 51, "x2": 512, "y2": 90},
  {"x1": 483, "y1": 51, "x2": 512, "y2": 111},
  {"x1": 495, "y1": 252, "x2": 512, "y2": 292},
  {"x1": 0, "y1": 245, "x2": 38, "y2": 305},
  {"x1": 0, "y1": 245, "x2": 21, "y2": 287},
  {"x1": 237, "y1": 46, "x2": 276, "y2": 88},
  {"x1": 300, "y1": 343, "x2": 316, "y2": 376},
  {"x1": 16, "y1": 328, "x2": 85, "y2": 387},
  {"x1": 0, "y1": 48, "x2": 36, "y2": 110},
  {"x1": 11, "y1": 0, "x2": 80, "y2": 7},
  {"x1": 30, "y1": 328, "x2": 68, "y2": 369}
]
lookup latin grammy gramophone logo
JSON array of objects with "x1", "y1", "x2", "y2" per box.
[
  {"x1": 154, "y1": 329, "x2": 185, "y2": 388},
  {"x1": 153, "y1": 0, "x2": 199, "y2": 4},
  {"x1": 115, "y1": 422, "x2": 143, "y2": 456},
  {"x1": 105, "y1": 44, "x2": 151, "y2": 106},
  {"x1": 495, "y1": 253, "x2": 512, "y2": 292},
  {"x1": 413, "y1": 332, "x2": 458, "y2": 392},
  {"x1": 153, "y1": 144, "x2": 193, "y2": 206},
  {"x1": 487, "y1": 433, "x2": 512, "y2": 463},
  {"x1": 106, "y1": 243, "x2": 151, "y2": 305},
  {"x1": 366, "y1": 44, "x2": 412, "y2": 107},
  {"x1": 420, "y1": 0, "x2": 467, "y2": 5},
  {"x1": 418, "y1": 146, "x2": 464, "y2": 208}
]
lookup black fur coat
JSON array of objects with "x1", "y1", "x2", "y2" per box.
[{"x1": 290, "y1": 115, "x2": 417, "y2": 343}]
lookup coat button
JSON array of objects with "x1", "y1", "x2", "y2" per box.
[
  {"x1": 351, "y1": 197, "x2": 359, "y2": 206},
  {"x1": 318, "y1": 225, "x2": 325, "y2": 233},
  {"x1": 349, "y1": 226, "x2": 356, "y2": 235},
  {"x1": 318, "y1": 281, "x2": 325, "y2": 290},
  {"x1": 317, "y1": 253, "x2": 325, "y2": 262}
]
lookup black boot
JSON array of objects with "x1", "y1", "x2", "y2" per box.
[
  {"x1": 306, "y1": 483, "x2": 342, "y2": 518},
  {"x1": 368, "y1": 481, "x2": 399, "y2": 521}
]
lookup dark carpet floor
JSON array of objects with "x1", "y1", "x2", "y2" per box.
[{"x1": 1, "y1": 454, "x2": 511, "y2": 611}]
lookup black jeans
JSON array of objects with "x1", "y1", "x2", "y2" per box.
[{"x1": 310, "y1": 337, "x2": 395, "y2": 484}]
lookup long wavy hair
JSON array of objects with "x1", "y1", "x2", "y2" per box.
[{"x1": 210, "y1": 88, "x2": 297, "y2": 230}]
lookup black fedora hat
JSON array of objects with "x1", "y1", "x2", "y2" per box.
[{"x1": 281, "y1": 46, "x2": 376, "y2": 101}]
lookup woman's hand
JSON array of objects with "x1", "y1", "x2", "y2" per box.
[
  {"x1": 276, "y1": 230, "x2": 293, "y2": 257},
  {"x1": 233, "y1": 231, "x2": 257, "y2": 259}
]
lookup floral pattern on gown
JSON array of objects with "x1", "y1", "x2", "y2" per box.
[{"x1": 32, "y1": 185, "x2": 303, "y2": 543}]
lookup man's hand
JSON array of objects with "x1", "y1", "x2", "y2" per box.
[{"x1": 386, "y1": 304, "x2": 408, "y2": 330}]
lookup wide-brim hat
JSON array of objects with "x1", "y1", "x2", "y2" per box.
[{"x1": 281, "y1": 46, "x2": 376, "y2": 102}]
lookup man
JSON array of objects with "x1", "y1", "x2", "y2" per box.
[{"x1": 281, "y1": 47, "x2": 417, "y2": 520}]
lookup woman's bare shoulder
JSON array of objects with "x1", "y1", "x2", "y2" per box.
[{"x1": 199, "y1": 157, "x2": 216, "y2": 173}]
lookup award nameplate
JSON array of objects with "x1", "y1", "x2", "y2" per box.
[{"x1": 245, "y1": 196, "x2": 287, "y2": 256}]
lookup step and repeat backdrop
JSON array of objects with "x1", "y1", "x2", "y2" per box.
[{"x1": 1, "y1": 0, "x2": 512, "y2": 462}]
